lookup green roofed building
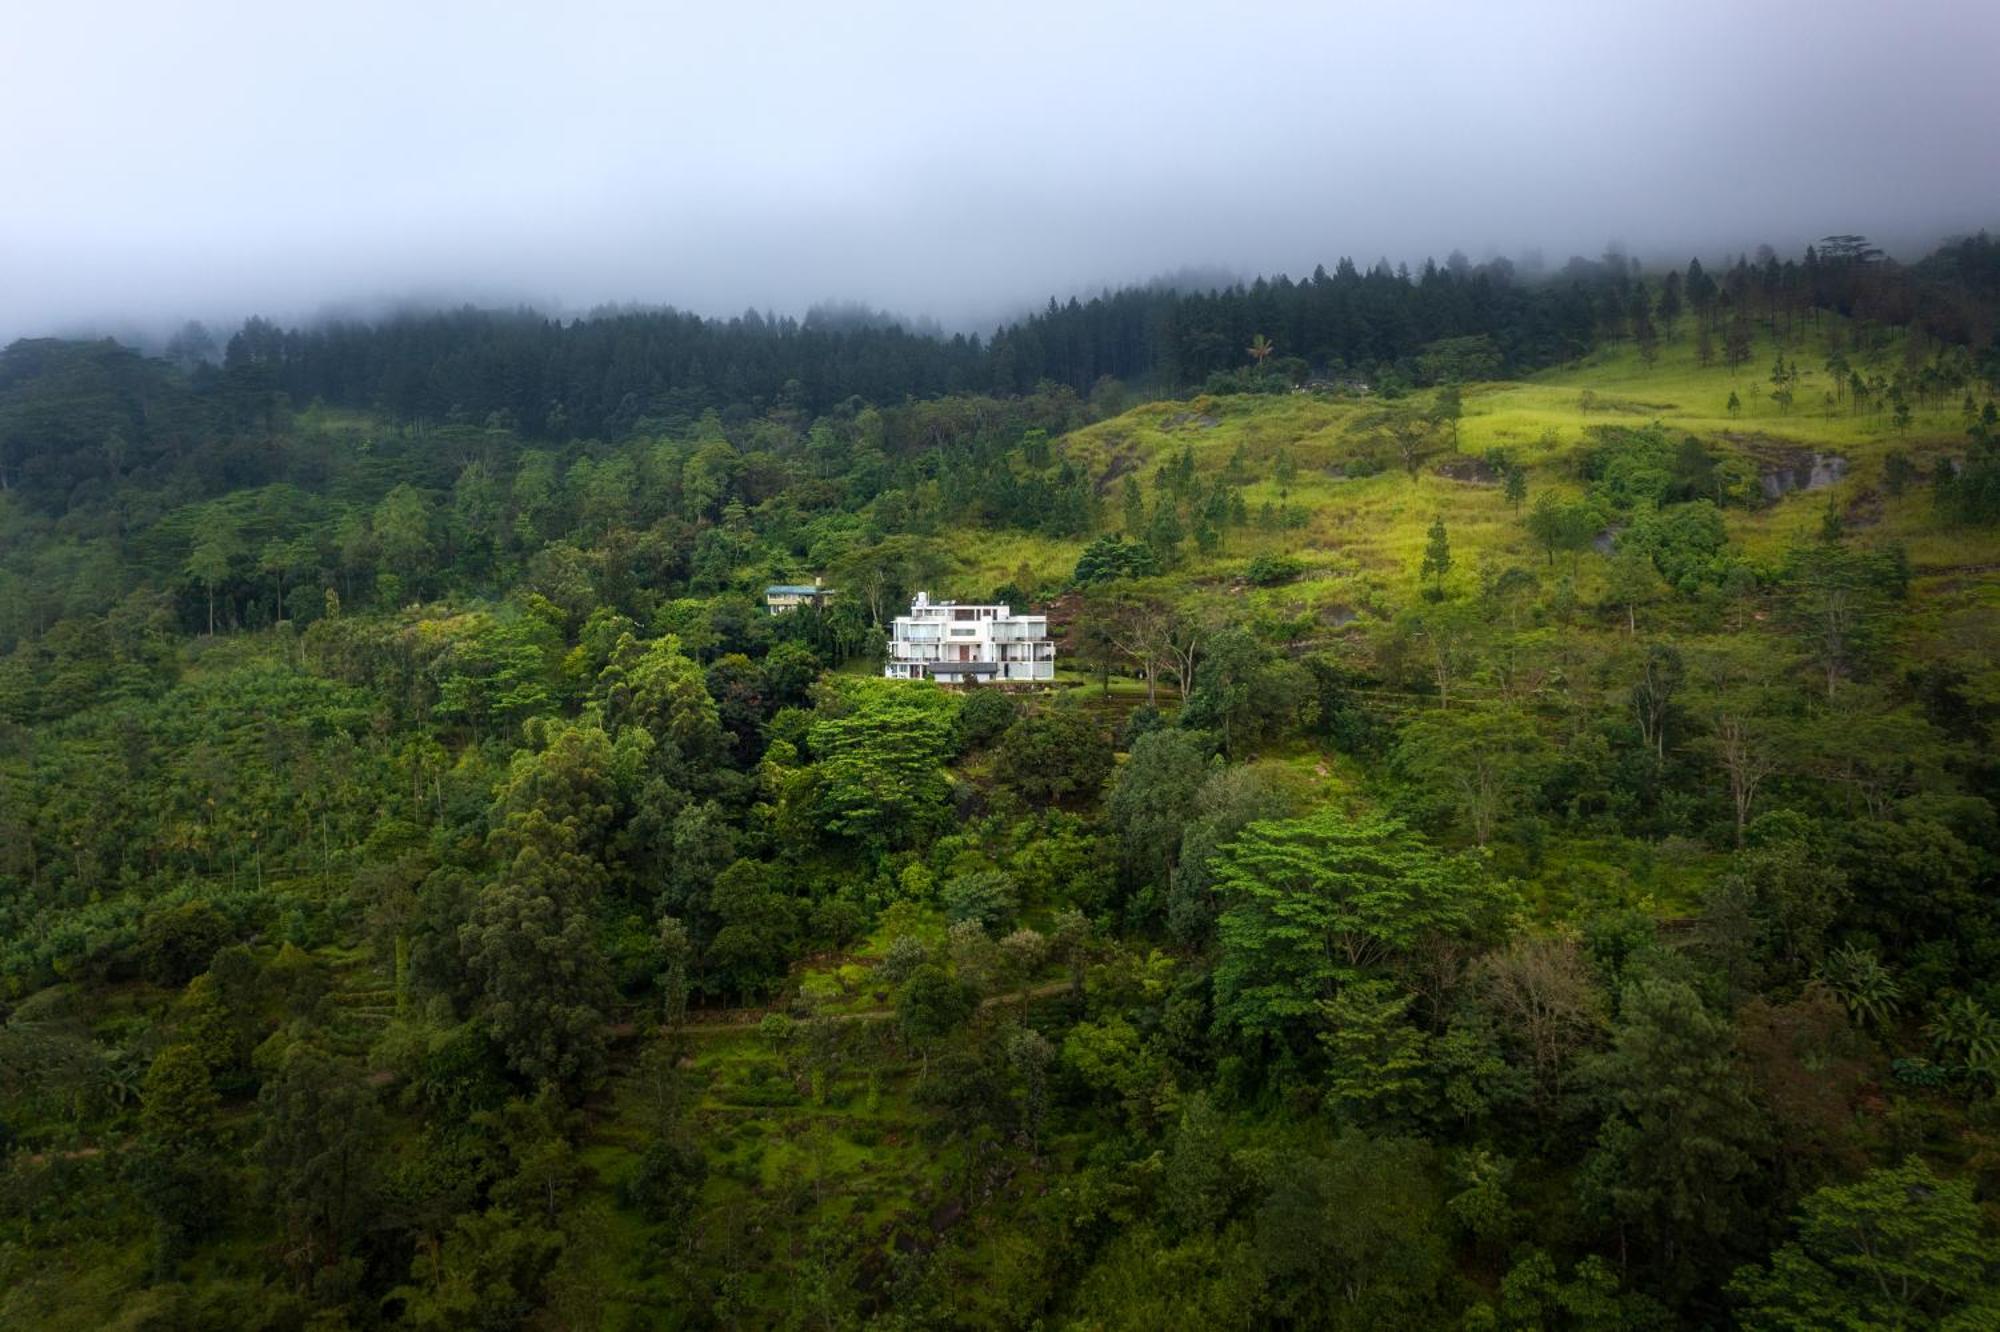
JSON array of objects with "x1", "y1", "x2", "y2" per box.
[{"x1": 765, "y1": 578, "x2": 834, "y2": 615}]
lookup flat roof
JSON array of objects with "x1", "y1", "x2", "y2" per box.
[
  {"x1": 893, "y1": 612, "x2": 1043, "y2": 622},
  {"x1": 766, "y1": 585, "x2": 830, "y2": 595}
]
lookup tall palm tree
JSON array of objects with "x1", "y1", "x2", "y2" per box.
[{"x1": 1247, "y1": 334, "x2": 1274, "y2": 369}]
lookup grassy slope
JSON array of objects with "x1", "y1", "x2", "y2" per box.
[{"x1": 951, "y1": 322, "x2": 1997, "y2": 595}]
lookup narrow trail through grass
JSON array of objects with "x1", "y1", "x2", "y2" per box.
[{"x1": 673, "y1": 979, "x2": 1075, "y2": 1035}]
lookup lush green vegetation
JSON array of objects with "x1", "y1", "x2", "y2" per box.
[{"x1": 4, "y1": 236, "x2": 2000, "y2": 1328}]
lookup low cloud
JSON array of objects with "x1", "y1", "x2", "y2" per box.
[{"x1": 5, "y1": 0, "x2": 1996, "y2": 344}]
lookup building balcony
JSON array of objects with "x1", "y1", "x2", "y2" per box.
[{"x1": 988, "y1": 619, "x2": 1048, "y2": 641}]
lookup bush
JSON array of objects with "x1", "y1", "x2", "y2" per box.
[
  {"x1": 1119, "y1": 705, "x2": 1166, "y2": 749},
  {"x1": 135, "y1": 902, "x2": 233, "y2": 987},
  {"x1": 1202, "y1": 368, "x2": 1281, "y2": 396},
  {"x1": 940, "y1": 870, "x2": 1019, "y2": 933},
  {"x1": 954, "y1": 688, "x2": 1020, "y2": 752},
  {"x1": 992, "y1": 709, "x2": 1114, "y2": 806},
  {"x1": 1073, "y1": 536, "x2": 1160, "y2": 586},
  {"x1": 621, "y1": 1137, "x2": 708, "y2": 1225},
  {"x1": 1245, "y1": 554, "x2": 1304, "y2": 586},
  {"x1": 879, "y1": 934, "x2": 929, "y2": 984},
  {"x1": 809, "y1": 898, "x2": 866, "y2": 949}
]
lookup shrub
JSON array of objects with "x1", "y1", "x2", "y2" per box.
[
  {"x1": 954, "y1": 688, "x2": 1020, "y2": 752},
  {"x1": 135, "y1": 902, "x2": 233, "y2": 987},
  {"x1": 810, "y1": 898, "x2": 866, "y2": 949},
  {"x1": 1073, "y1": 535, "x2": 1160, "y2": 586},
  {"x1": 1245, "y1": 554, "x2": 1304, "y2": 586},
  {"x1": 940, "y1": 870, "x2": 1019, "y2": 933},
  {"x1": 1119, "y1": 705, "x2": 1166, "y2": 749},
  {"x1": 879, "y1": 934, "x2": 929, "y2": 984},
  {"x1": 621, "y1": 1137, "x2": 707, "y2": 1226},
  {"x1": 992, "y1": 709, "x2": 1114, "y2": 806}
]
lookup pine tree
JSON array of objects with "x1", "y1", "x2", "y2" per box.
[
  {"x1": 1146, "y1": 502, "x2": 1185, "y2": 568},
  {"x1": 1657, "y1": 270, "x2": 1683, "y2": 339},
  {"x1": 1319, "y1": 980, "x2": 1433, "y2": 1126},
  {"x1": 1420, "y1": 516, "x2": 1452, "y2": 599},
  {"x1": 1723, "y1": 317, "x2": 1754, "y2": 371},
  {"x1": 1582, "y1": 973, "x2": 1768, "y2": 1297},
  {"x1": 1431, "y1": 384, "x2": 1464, "y2": 449},
  {"x1": 1121, "y1": 475, "x2": 1145, "y2": 537},
  {"x1": 1631, "y1": 287, "x2": 1659, "y2": 368}
]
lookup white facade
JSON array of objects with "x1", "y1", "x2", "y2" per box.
[{"x1": 884, "y1": 591, "x2": 1055, "y2": 684}]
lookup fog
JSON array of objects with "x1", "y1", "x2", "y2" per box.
[{"x1": 5, "y1": 0, "x2": 1997, "y2": 344}]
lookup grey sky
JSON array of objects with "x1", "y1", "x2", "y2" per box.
[{"x1": 5, "y1": 0, "x2": 1997, "y2": 342}]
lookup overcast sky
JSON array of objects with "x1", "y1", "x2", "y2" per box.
[{"x1": 4, "y1": 0, "x2": 1997, "y2": 343}]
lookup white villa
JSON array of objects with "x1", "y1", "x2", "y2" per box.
[{"x1": 884, "y1": 592, "x2": 1055, "y2": 685}]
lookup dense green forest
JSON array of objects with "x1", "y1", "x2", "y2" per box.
[{"x1": 4, "y1": 236, "x2": 2000, "y2": 1329}]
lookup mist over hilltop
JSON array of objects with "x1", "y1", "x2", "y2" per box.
[{"x1": 4, "y1": 0, "x2": 1996, "y2": 344}]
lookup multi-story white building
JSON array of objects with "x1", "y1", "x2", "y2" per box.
[{"x1": 884, "y1": 592, "x2": 1055, "y2": 684}]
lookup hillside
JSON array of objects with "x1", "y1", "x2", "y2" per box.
[{"x1": 3, "y1": 267, "x2": 2000, "y2": 1328}]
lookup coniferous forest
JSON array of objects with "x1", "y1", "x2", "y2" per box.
[{"x1": 5, "y1": 233, "x2": 2000, "y2": 1328}]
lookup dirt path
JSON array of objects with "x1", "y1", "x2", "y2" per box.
[
  {"x1": 17, "y1": 1145, "x2": 109, "y2": 1167},
  {"x1": 673, "y1": 979, "x2": 1075, "y2": 1037}
]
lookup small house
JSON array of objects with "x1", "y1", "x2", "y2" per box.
[{"x1": 765, "y1": 578, "x2": 833, "y2": 615}]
